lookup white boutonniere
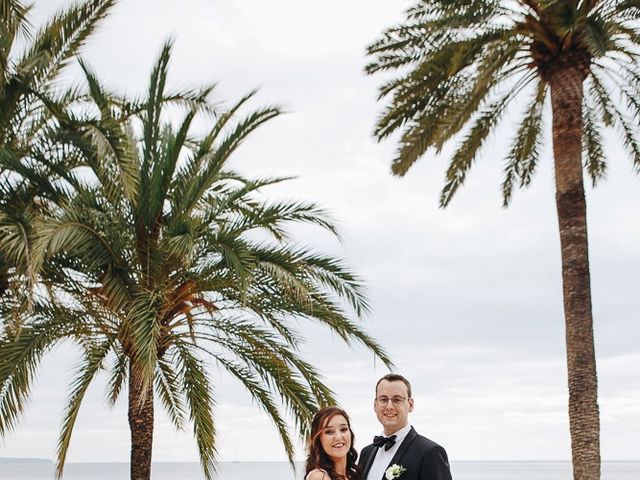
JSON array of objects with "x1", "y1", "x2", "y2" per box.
[{"x1": 385, "y1": 464, "x2": 406, "y2": 480}]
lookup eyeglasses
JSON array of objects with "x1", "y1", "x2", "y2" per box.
[{"x1": 375, "y1": 396, "x2": 407, "y2": 407}]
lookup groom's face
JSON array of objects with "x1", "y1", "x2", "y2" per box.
[{"x1": 374, "y1": 379, "x2": 414, "y2": 436}]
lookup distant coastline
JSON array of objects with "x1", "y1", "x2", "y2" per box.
[
  {"x1": 0, "y1": 457, "x2": 52, "y2": 464},
  {"x1": 0, "y1": 460, "x2": 637, "y2": 480}
]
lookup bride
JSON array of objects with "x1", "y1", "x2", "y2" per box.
[{"x1": 305, "y1": 406, "x2": 361, "y2": 480}]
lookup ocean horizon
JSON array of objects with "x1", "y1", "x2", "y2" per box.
[{"x1": 0, "y1": 460, "x2": 637, "y2": 480}]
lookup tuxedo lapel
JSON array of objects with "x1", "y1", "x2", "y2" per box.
[
  {"x1": 361, "y1": 446, "x2": 376, "y2": 479},
  {"x1": 385, "y1": 427, "x2": 418, "y2": 473}
]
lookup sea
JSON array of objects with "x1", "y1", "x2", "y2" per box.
[{"x1": 0, "y1": 461, "x2": 638, "y2": 480}]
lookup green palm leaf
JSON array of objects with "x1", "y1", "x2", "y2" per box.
[{"x1": 56, "y1": 339, "x2": 115, "y2": 478}]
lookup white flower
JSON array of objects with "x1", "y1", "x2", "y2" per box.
[{"x1": 385, "y1": 464, "x2": 406, "y2": 480}]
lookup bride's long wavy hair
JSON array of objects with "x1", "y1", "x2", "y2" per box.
[{"x1": 304, "y1": 406, "x2": 361, "y2": 480}]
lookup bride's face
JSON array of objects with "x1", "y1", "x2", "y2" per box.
[{"x1": 319, "y1": 414, "x2": 352, "y2": 460}]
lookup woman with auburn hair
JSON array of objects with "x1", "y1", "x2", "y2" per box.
[{"x1": 305, "y1": 406, "x2": 361, "y2": 480}]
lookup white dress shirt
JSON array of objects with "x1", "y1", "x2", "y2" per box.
[{"x1": 366, "y1": 424, "x2": 412, "y2": 480}]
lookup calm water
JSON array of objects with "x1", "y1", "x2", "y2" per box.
[{"x1": 0, "y1": 461, "x2": 638, "y2": 479}]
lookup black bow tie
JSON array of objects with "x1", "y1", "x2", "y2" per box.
[{"x1": 373, "y1": 434, "x2": 397, "y2": 451}]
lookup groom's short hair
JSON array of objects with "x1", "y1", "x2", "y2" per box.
[{"x1": 375, "y1": 373, "x2": 412, "y2": 398}]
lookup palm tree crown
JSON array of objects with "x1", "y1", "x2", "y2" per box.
[{"x1": 366, "y1": 0, "x2": 640, "y2": 205}]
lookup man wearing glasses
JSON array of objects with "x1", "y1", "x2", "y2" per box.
[{"x1": 359, "y1": 373, "x2": 452, "y2": 480}]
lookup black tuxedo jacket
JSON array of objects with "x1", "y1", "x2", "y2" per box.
[{"x1": 358, "y1": 427, "x2": 452, "y2": 480}]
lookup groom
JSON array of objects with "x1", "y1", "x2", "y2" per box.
[{"x1": 359, "y1": 374, "x2": 452, "y2": 480}]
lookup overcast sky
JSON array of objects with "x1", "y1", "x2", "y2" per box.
[{"x1": 2, "y1": 0, "x2": 639, "y2": 465}]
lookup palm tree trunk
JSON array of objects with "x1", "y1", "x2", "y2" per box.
[
  {"x1": 549, "y1": 67, "x2": 600, "y2": 480},
  {"x1": 128, "y1": 362, "x2": 154, "y2": 480}
]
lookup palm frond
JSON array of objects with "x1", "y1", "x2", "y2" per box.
[
  {"x1": 178, "y1": 106, "x2": 281, "y2": 217},
  {"x1": 171, "y1": 90, "x2": 257, "y2": 202},
  {"x1": 105, "y1": 345, "x2": 128, "y2": 406},
  {"x1": 146, "y1": 110, "x2": 196, "y2": 223},
  {"x1": 0, "y1": 307, "x2": 84, "y2": 437},
  {"x1": 439, "y1": 90, "x2": 515, "y2": 207},
  {"x1": 175, "y1": 341, "x2": 216, "y2": 480},
  {"x1": 16, "y1": 0, "x2": 115, "y2": 91},
  {"x1": 56, "y1": 339, "x2": 114, "y2": 479},
  {"x1": 76, "y1": 59, "x2": 140, "y2": 203},
  {"x1": 122, "y1": 292, "x2": 162, "y2": 395},
  {"x1": 582, "y1": 98, "x2": 607, "y2": 185},
  {"x1": 141, "y1": 40, "x2": 172, "y2": 180},
  {"x1": 212, "y1": 356, "x2": 295, "y2": 465},
  {"x1": 155, "y1": 356, "x2": 187, "y2": 431},
  {"x1": 34, "y1": 209, "x2": 121, "y2": 273},
  {"x1": 502, "y1": 79, "x2": 548, "y2": 206}
]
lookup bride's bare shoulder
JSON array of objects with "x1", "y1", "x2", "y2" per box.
[{"x1": 306, "y1": 468, "x2": 330, "y2": 480}]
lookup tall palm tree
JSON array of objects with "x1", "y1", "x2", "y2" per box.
[
  {"x1": 1, "y1": 42, "x2": 392, "y2": 480},
  {"x1": 366, "y1": 1, "x2": 640, "y2": 479},
  {"x1": 0, "y1": 0, "x2": 116, "y2": 327}
]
